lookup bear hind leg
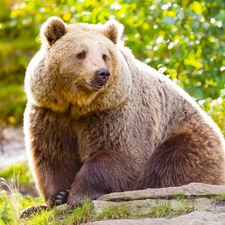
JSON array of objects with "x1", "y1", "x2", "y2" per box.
[{"x1": 134, "y1": 129, "x2": 225, "y2": 190}]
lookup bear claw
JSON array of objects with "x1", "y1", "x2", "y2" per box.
[
  {"x1": 52, "y1": 188, "x2": 70, "y2": 206},
  {"x1": 20, "y1": 205, "x2": 48, "y2": 219}
]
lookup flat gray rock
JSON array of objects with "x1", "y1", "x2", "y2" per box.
[
  {"x1": 97, "y1": 183, "x2": 225, "y2": 201},
  {"x1": 86, "y1": 211, "x2": 225, "y2": 225},
  {"x1": 56, "y1": 183, "x2": 225, "y2": 224},
  {"x1": 93, "y1": 199, "x2": 194, "y2": 215},
  {"x1": 92, "y1": 197, "x2": 225, "y2": 215}
]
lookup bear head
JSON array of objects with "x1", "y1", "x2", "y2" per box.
[{"x1": 25, "y1": 17, "x2": 132, "y2": 115}]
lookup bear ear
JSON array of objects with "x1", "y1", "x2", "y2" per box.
[
  {"x1": 103, "y1": 20, "x2": 124, "y2": 44},
  {"x1": 40, "y1": 16, "x2": 66, "y2": 47}
]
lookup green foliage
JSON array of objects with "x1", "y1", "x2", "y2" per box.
[
  {"x1": 0, "y1": 162, "x2": 43, "y2": 224},
  {"x1": 0, "y1": 163, "x2": 33, "y2": 186},
  {"x1": 0, "y1": 190, "x2": 18, "y2": 225},
  {"x1": 0, "y1": 0, "x2": 224, "y2": 133},
  {"x1": 0, "y1": 189, "x2": 44, "y2": 225},
  {"x1": 199, "y1": 90, "x2": 225, "y2": 136},
  {"x1": 0, "y1": 83, "x2": 26, "y2": 126}
]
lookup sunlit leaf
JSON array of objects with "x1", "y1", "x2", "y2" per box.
[
  {"x1": 167, "y1": 11, "x2": 176, "y2": 17},
  {"x1": 182, "y1": 0, "x2": 189, "y2": 7},
  {"x1": 168, "y1": 69, "x2": 177, "y2": 79},
  {"x1": 190, "y1": 1, "x2": 203, "y2": 14},
  {"x1": 63, "y1": 12, "x2": 72, "y2": 21},
  {"x1": 10, "y1": 9, "x2": 21, "y2": 17},
  {"x1": 143, "y1": 22, "x2": 149, "y2": 30},
  {"x1": 176, "y1": 81, "x2": 184, "y2": 89},
  {"x1": 184, "y1": 53, "x2": 203, "y2": 69}
]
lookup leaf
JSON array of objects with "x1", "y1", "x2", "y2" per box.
[
  {"x1": 182, "y1": 0, "x2": 189, "y2": 7},
  {"x1": 190, "y1": 1, "x2": 203, "y2": 14},
  {"x1": 143, "y1": 22, "x2": 150, "y2": 30},
  {"x1": 191, "y1": 21, "x2": 200, "y2": 30},
  {"x1": 184, "y1": 53, "x2": 203, "y2": 69},
  {"x1": 168, "y1": 69, "x2": 177, "y2": 79},
  {"x1": 167, "y1": 11, "x2": 176, "y2": 17},
  {"x1": 10, "y1": 9, "x2": 21, "y2": 17},
  {"x1": 63, "y1": 12, "x2": 72, "y2": 21},
  {"x1": 176, "y1": 80, "x2": 184, "y2": 89},
  {"x1": 162, "y1": 16, "x2": 175, "y2": 25}
]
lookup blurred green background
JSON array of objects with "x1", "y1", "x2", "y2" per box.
[{"x1": 0, "y1": 0, "x2": 225, "y2": 134}]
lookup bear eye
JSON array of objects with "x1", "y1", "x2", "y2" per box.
[
  {"x1": 102, "y1": 54, "x2": 107, "y2": 61},
  {"x1": 77, "y1": 51, "x2": 86, "y2": 59}
]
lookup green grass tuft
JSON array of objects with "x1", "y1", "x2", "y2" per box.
[{"x1": 0, "y1": 163, "x2": 33, "y2": 187}]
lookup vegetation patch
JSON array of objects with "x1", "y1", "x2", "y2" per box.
[
  {"x1": 0, "y1": 190, "x2": 196, "y2": 224},
  {"x1": 139, "y1": 200, "x2": 194, "y2": 219},
  {"x1": 0, "y1": 163, "x2": 36, "y2": 197}
]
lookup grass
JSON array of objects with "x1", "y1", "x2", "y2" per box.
[
  {"x1": 210, "y1": 193, "x2": 225, "y2": 206},
  {"x1": 95, "y1": 203, "x2": 130, "y2": 221},
  {"x1": 0, "y1": 163, "x2": 36, "y2": 198},
  {"x1": 0, "y1": 162, "x2": 43, "y2": 224},
  {"x1": 0, "y1": 163, "x2": 33, "y2": 187},
  {"x1": 148, "y1": 201, "x2": 173, "y2": 218},
  {"x1": 0, "y1": 184, "x2": 44, "y2": 225}
]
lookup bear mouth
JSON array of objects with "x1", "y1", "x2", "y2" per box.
[{"x1": 84, "y1": 80, "x2": 105, "y2": 90}]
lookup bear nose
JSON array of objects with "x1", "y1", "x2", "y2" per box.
[{"x1": 96, "y1": 68, "x2": 110, "y2": 80}]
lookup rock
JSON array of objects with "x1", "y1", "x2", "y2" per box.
[
  {"x1": 56, "y1": 184, "x2": 225, "y2": 224},
  {"x1": 92, "y1": 199, "x2": 194, "y2": 215},
  {"x1": 194, "y1": 198, "x2": 211, "y2": 211},
  {"x1": 92, "y1": 197, "x2": 225, "y2": 216},
  {"x1": 57, "y1": 183, "x2": 225, "y2": 216},
  {"x1": 86, "y1": 211, "x2": 225, "y2": 225},
  {"x1": 57, "y1": 203, "x2": 70, "y2": 211},
  {"x1": 97, "y1": 183, "x2": 225, "y2": 201}
]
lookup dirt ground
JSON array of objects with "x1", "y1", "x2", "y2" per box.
[{"x1": 0, "y1": 126, "x2": 27, "y2": 169}]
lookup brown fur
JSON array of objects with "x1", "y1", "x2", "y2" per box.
[
  {"x1": 24, "y1": 17, "x2": 225, "y2": 209},
  {"x1": 41, "y1": 17, "x2": 67, "y2": 47}
]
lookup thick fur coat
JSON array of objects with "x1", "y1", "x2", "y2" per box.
[{"x1": 24, "y1": 17, "x2": 225, "y2": 209}]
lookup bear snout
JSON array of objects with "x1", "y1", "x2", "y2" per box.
[
  {"x1": 88, "y1": 68, "x2": 110, "y2": 90},
  {"x1": 96, "y1": 68, "x2": 110, "y2": 81}
]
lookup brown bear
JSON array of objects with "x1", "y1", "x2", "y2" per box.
[{"x1": 21, "y1": 16, "x2": 225, "y2": 216}]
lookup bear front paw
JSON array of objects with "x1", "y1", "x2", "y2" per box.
[
  {"x1": 67, "y1": 191, "x2": 104, "y2": 208},
  {"x1": 67, "y1": 194, "x2": 86, "y2": 208},
  {"x1": 20, "y1": 205, "x2": 48, "y2": 219},
  {"x1": 49, "y1": 188, "x2": 70, "y2": 206}
]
